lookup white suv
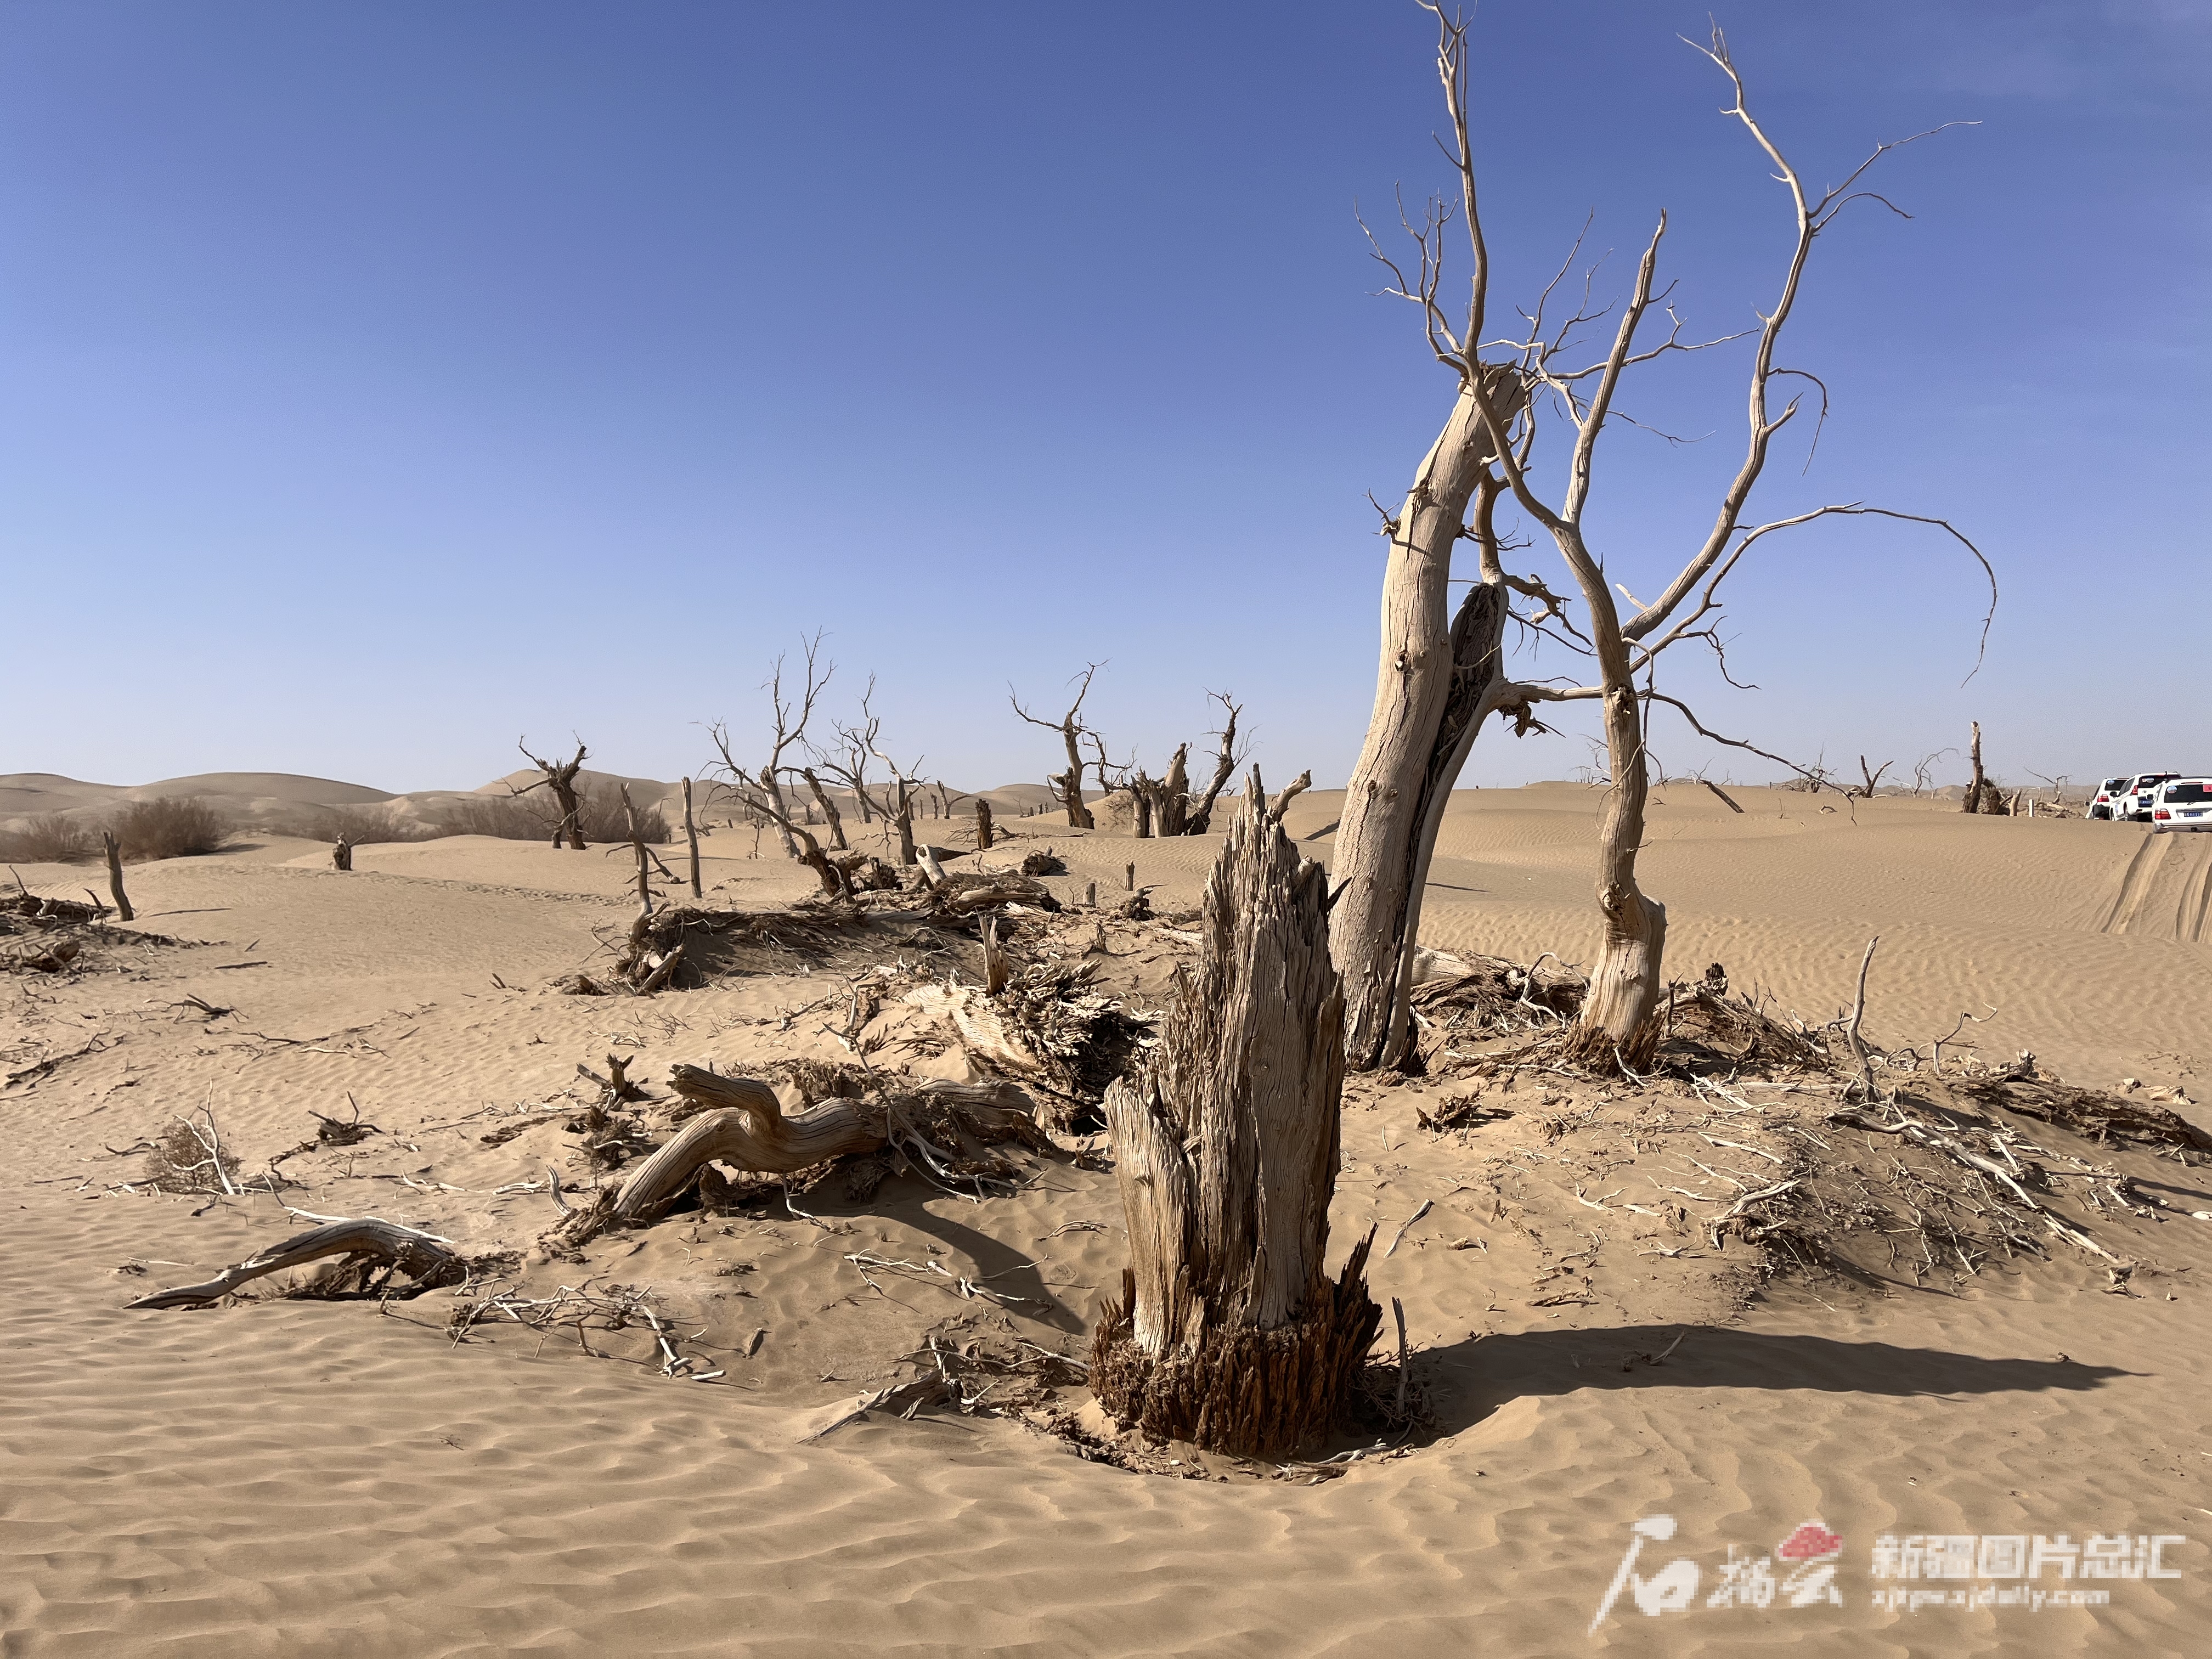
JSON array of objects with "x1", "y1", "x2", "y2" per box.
[
  {"x1": 2152, "y1": 778, "x2": 2212, "y2": 833},
  {"x1": 2089, "y1": 777, "x2": 2131, "y2": 820},
  {"x1": 2111, "y1": 772, "x2": 2180, "y2": 822}
]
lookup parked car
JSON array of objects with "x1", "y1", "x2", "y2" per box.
[
  {"x1": 2089, "y1": 777, "x2": 2131, "y2": 820},
  {"x1": 2116, "y1": 772, "x2": 2182, "y2": 822},
  {"x1": 2152, "y1": 778, "x2": 2212, "y2": 832}
]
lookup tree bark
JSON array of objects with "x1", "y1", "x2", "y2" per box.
[
  {"x1": 103, "y1": 831, "x2": 134, "y2": 921},
  {"x1": 1330, "y1": 373, "x2": 1523, "y2": 1073},
  {"x1": 1156, "y1": 744, "x2": 1190, "y2": 837},
  {"x1": 974, "y1": 798, "x2": 995, "y2": 851},
  {"x1": 1564, "y1": 673, "x2": 1667, "y2": 1066},
  {"x1": 1091, "y1": 777, "x2": 1380, "y2": 1457}
]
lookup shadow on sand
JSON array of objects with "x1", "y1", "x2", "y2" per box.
[{"x1": 1424, "y1": 1323, "x2": 2136, "y2": 1434}]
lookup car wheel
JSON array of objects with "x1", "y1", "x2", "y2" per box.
[{"x1": 2090, "y1": 805, "x2": 2109, "y2": 820}]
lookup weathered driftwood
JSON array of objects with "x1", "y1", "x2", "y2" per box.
[
  {"x1": 103, "y1": 831, "x2": 134, "y2": 921},
  {"x1": 582, "y1": 1066, "x2": 1047, "y2": 1234},
  {"x1": 127, "y1": 1218, "x2": 461, "y2": 1309},
  {"x1": 916, "y1": 845, "x2": 950, "y2": 888},
  {"x1": 1092, "y1": 776, "x2": 1380, "y2": 1457}
]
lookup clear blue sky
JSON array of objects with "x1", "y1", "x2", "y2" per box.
[{"x1": 4, "y1": 2, "x2": 2205, "y2": 794}]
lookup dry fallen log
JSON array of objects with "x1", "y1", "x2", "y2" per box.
[
  {"x1": 127, "y1": 1218, "x2": 461, "y2": 1309},
  {"x1": 572, "y1": 1066, "x2": 1049, "y2": 1238},
  {"x1": 1092, "y1": 774, "x2": 1381, "y2": 1457}
]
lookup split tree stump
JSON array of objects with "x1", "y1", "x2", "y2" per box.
[{"x1": 1091, "y1": 774, "x2": 1380, "y2": 1457}]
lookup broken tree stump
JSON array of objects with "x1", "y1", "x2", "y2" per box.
[
  {"x1": 975, "y1": 797, "x2": 995, "y2": 851},
  {"x1": 331, "y1": 834, "x2": 355, "y2": 872},
  {"x1": 102, "y1": 831, "x2": 133, "y2": 921},
  {"x1": 1091, "y1": 773, "x2": 1380, "y2": 1457}
]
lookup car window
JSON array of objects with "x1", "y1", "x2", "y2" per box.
[{"x1": 2161, "y1": 782, "x2": 2212, "y2": 804}]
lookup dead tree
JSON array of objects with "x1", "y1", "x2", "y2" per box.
[
  {"x1": 1850, "y1": 756, "x2": 1893, "y2": 799},
  {"x1": 331, "y1": 833, "x2": 356, "y2": 872},
  {"x1": 975, "y1": 797, "x2": 995, "y2": 850},
  {"x1": 1012, "y1": 663, "x2": 1104, "y2": 829},
  {"x1": 821, "y1": 685, "x2": 925, "y2": 867},
  {"x1": 703, "y1": 724, "x2": 847, "y2": 897},
  {"x1": 102, "y1": 831, "x2": 133, "y2": 921},
  {"x1": 1092, "y1": 775, "x2": 1380, "y2": 1456},
  {"x1": 680, "y1": 777, "x2": 703, "y2": 898},
  {"x1": 754, "y1": 634, "x2": 834, "y2": 859},
  {"x1": 513, "y1": 739, "x2": 589, "y2": 849},
  {"x1": 1963, "y1": 721, "x2": 1991, "y2": 814},
  {"x1": 1342, "y1": 9, "x2": 1991, "y2": 1068},
  {"x1": 1182, "y1": 692, "x2": 1245, "y2": 834}
]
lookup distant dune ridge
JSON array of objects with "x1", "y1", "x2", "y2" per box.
[{"x1": 0, "y1": 770, "x2": 1064, "y2": 842}]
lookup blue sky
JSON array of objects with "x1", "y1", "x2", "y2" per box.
[{"x1": 4, "y1": 2, "x2": 2205, "y2": 794}]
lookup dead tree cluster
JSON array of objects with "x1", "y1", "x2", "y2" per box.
[{"x1": 1012, "y1": 672, "x2": 1248, "y2": 839}]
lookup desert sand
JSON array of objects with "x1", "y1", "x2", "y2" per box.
[{"x1": 4, "y1": 781, "x2": 2209, "y2": 1656}]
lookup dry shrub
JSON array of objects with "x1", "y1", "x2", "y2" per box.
[
  {"x1": 113, "y1": 798, "x2": 232, "y2": 861},
  {"x1": 144, "y1": 1118, "x2": 242, "y2": 1193},
  {"x1": 0, "y1": 814, "x2": 98, "y2": 863},
  {"x1": 437, "y1": 784, "x2": 669, "y2": 843},
  {"x1": 306, "y1": 805, "x2": 439, "y2": 846}
]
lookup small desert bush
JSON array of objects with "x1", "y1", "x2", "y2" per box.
[
  {"x1": 144, "y1": 1117, "x2": 242, "y2": 1193},
  {"x1": 112, "y1": 797, "x2": 232, "y2": 861},
  {"x1": 0, "y1": 813, "x2": 98, "y2": 863},
  {"x1": 438, "y1": 783, "x2": 670, "y2": 844},
  {"x1": 306, "y1": 805, "x2": 439, "y2": 846}
]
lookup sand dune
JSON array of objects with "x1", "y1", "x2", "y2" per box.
[{"x1": 4, "y1": 791, "x2": 2208, "y2": 1655}]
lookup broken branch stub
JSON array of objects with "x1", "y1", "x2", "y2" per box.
[{"x1": 1092, "y1": 773, "x2": 1381, "y2": 1457}]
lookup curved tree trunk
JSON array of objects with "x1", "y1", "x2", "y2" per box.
[
  {"x1": 128, "y1": 1219, "x2": 460, "y2": 1309},
  {"x1": 1330, "y1": 374, "x2": 1523, "y2": 1073},
  {"x1": 1092, "y1": 777, "x2": 1380, "y2": 1457},
  {"x1": 1567, "y1": 693, "x2": 1666, "y2": 1062}
]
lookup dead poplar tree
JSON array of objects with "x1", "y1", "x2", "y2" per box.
[
  {"x1": 1011, "y1": 663, "x2": 1104, "y2": 829},
  {"x1": 331, "y1": 833, "x2": 356, "y2": 872},
  {"x1": 702, "y1": 724, "x2": 847, "y2": 898},
  {"x1": 680, "y1": 777, "x2": 703, "y2": 898},
  {"x1": 755, "y1": 634, "x2": 833, "y2": 860},
  {"x1": 513, "y1": 739, "x2": 589, "y2": 849},
  {"x1": 974, "y1": 797, "x2": 995, "y2": 850},
  {"x1": 1963, "y1": 721, "x2": 1990, "y2": 814},
  {"x1": 1092, "y1": 774, "x2": 1380, "y2": 1456},
  {"x1": 102, "y1": 830, "x2": 133, "y2": 921},
  {"x1": 820, "y1": 683, "x2": 926, "y2": 867},
  {"x1": 1340, "y1": 8, "x2": 1992, "y2": 1068},
  {"x1": 1181, "y1": 692, "x2": 1245, "y2": 834}
]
